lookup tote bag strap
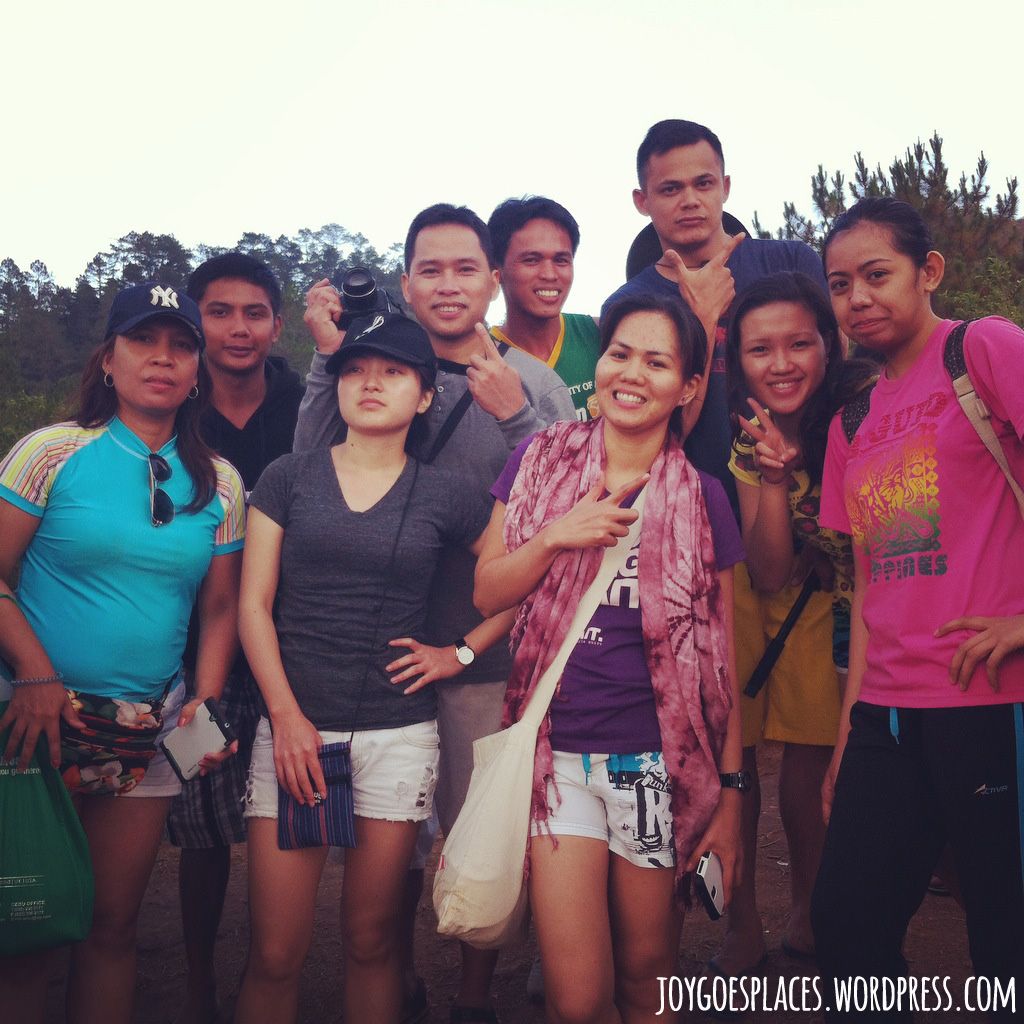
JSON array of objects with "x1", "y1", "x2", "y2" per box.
[{"x1": 519, "y1": 486, "x2": 647, "y2": 732}]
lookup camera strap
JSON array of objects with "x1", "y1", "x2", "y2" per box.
[{"x1": 421, "y1": 341, "x2": 510, "y2": 465}]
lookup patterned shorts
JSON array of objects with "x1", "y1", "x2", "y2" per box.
[
  {"x1": 531, "y1": 750, "x2": 675, "y2": 869},
  {"x1": 166, "y1": 669, "x2": 262, "y2": 848}
]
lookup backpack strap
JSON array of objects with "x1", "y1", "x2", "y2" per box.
[
  {"x1": 944, "y1": 319, "x2": 1024, "y2": 522},
  {"x1": 840, "y1": 378, "x2": 878, "y2": 444}
]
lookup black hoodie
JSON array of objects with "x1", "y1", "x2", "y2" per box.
[
  {"x1": 201, "y1": 355, "x2": 305, "y2": 491},
  {"x1": 181, "y1": 356, "x2": 303, "y2": 674}
]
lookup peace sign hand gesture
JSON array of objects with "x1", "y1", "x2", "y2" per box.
[
  {"x1": 544, "y1": 474, "x2": 649, "y2": 551},
  {"x1": 738, "y1": 398, "x2": 799, "y2": 486},
  {"x1": 467, "y1": 323, "x2": 527, "y2": 421},
  {"x1": 658, "y1": 233, "x2": 745, "y2": 330}
]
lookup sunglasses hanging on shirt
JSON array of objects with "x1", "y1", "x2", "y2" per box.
[{"x1": 148, "y1": 453, "x2": 175, "y2": 527}]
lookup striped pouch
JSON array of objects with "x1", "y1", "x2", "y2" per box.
[{"x1": 276, "y1": 742, "x2": 356, "y2": 849}]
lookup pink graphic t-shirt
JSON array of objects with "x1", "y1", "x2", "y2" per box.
[{"x1": 820, "y1": 317, "x2": 1024, "y2": 708}]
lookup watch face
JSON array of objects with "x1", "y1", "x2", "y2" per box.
[{"x1": 455, "y1": 645, "x2": 475, "y2": 667}]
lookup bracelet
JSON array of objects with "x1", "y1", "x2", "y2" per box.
[
  {"x1": 11, "y1": 671, "x2": 65, "y2": 688},
  {"x1": 0, "y1": 593, "x2": 17, "y2": 606},
  {"x1": 719, "y1": 770, "x2": 753, "y2": 792}
]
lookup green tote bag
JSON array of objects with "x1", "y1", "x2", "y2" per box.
[{"x1": 0, "y1": 701, "x2": 94, "y2": 954}]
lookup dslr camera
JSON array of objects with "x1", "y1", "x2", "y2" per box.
[{"x1": 334, "y1": 266, "x2": 401, "y2": 330}]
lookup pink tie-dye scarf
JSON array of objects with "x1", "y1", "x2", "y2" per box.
[{"x1": 502, "y1": 419, "x2": 732, "y2": 902}]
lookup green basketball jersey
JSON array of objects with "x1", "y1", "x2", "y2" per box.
[{"x1": 492, "y1": 313, "x2": 601, "y2": 421}]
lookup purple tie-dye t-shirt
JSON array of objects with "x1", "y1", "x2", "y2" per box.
[{"x1": 492, "y1": 437, "x2": 744, "y2": 753}]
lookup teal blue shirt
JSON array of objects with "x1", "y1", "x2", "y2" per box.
[{"x1": 0, "y1": 418, "x2": 245, "y2": 700}]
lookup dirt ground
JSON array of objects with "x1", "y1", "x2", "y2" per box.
[{"x1": 41, "y1": 742, "x2": 975, "y2": 1023}]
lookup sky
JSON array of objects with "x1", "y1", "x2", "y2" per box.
[{"x1": 3, "y1": 0, "x2": 1022, "y2": 320}]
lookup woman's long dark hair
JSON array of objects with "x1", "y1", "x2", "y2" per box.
[
  {"x1": 599, "y1": 292, "x2": 706, "y2": 438},
  {"x1": 725, "y1": 272, "x2": 877, "y2": 486},
  {"x1": 74, "y1": 338, "x2": 218, "y2": 514}
]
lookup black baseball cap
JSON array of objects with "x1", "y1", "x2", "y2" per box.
[
  {"x1": 325, "y1": 312, "x2": 437, "y2": 383},
  {"x1": 105, "y1": 282, "x2": 205, "y2": 348}
]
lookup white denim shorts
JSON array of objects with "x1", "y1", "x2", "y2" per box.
[
  {"x1": 244, "y1": 717, "x2": 439, "y2": 822},
  {"x1": 532, "y1": 750, "x2": 675, "y2": 868}
]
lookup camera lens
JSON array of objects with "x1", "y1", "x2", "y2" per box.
[{"x1": 341, "y1": 267, "x2": 377, "y2": 311}]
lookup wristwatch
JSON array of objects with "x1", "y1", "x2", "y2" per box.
[
  {"x1": 454, "y1": 638, "x2": 476, "y2": 667},
  {"x1": 719, "y1": 770, "x2": 753, "y2": 792}
]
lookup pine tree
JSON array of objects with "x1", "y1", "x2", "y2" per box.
[{"x1": 755, "y1": 133, "x2": 1023, "y2": 321}]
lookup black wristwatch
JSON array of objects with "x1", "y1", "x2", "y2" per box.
[
  {"x1": 454, "y1": 638, "x2": 476, "y2": 667},
  {"x1": 719, "y1": 770, "x2": 753, "y2": 792}
]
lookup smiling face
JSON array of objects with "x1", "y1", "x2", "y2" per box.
[
  {"x1": 825, "y1": 221, "x2": 943, "y2": 361},
  {"x1": 499, "y1": 218, "x2": 574, "y2": 321},
  {"x1": 595, "y1": 310, "x2": 698, "y2": 438},
  {"x1": 633, "y1": 141, "x2": 730, "y2": 261},
  {"x1": 401, "y1": 223, "x2": 500, "y2": 349},
  {"x1": 198, "y1": 277, "x2": 281, "y2": 379},
  {"x1": 335, "y1": 353, "x2": 433, "y2": 441},
  {"x1": 102, "y1": 316, "x2": 200, "y2": 431},
  {"x1": 737, "y1": 301, "x2": 828, "y2": 429}
]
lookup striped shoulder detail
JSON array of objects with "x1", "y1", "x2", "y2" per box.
[
  {"x1": 212, "y1": 456, "x2": 246, "y2": 550},
  {"x1": 0, "y1": 422, "x2": 106, "y2": 510}
]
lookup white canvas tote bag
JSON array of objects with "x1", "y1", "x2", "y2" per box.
[{"x1": 433, "y1": 490, "x2": 646, "y2": 948}]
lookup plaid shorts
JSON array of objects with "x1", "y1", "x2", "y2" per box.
[{"x1": 166, "y1": 668, "x2": 262, "y2": 848}]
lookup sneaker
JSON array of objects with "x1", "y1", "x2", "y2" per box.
[{"x1": 526, "y1": 956, "x2": 544, "y2": 1005}]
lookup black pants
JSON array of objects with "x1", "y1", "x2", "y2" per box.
[{"x1": 812, "y1": 701, "x2": 1024, "y2": 1022}]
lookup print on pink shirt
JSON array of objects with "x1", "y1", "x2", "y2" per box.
[{"x1": 846, "y1": 392, "x2": 948, "y2": 584}]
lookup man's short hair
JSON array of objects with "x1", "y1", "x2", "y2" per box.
[
  {"x1": 487, "y1": 196, "x2": 581, "y2": 266},
  {"x1": 636, "y1": 119, "x2": 725, "y2": 187},
  {"x1": 404, "y1": 204, "x2": 495, "y2": 271},
  {"x1": 187, "y1": 253, "x2": 283, "y2": 316}
]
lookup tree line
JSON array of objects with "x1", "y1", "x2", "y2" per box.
[
  {"x1": 0, "y1": 226, "x2": 405, "y2": 452},
  {"x1": 2, "y1": 133, "x2": 1021, "y2": 454},
  {"x1": 753, "y1": 132, "x2": 1023, "y2": 322}
]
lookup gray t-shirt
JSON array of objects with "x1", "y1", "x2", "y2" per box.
[
  {"x1": 293, "y1": 342, "x2": 575, "y2": 683},
  {"x1": 250, "y1": 450, "x2": 491, "y2": 731}
]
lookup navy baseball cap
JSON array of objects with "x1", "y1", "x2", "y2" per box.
[
  {"x1": 105, "y1": 282, "x2": 205, "y2": 348},
  {"x1": 325, "y1": 312, "x2": 437, "y2": 383}
]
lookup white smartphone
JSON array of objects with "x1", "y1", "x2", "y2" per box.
[
  {"x1": 160, "y1": 698, "x2": 235, "y2": 783},
  {"x1": 695, "y1": 850, "x2": 725, "y2": 920}
]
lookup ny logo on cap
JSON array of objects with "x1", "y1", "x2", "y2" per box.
[
  {"x1": 150, "y1": 286, "x2": 180, "y2": 309},
  {"x1": 362, "y1": 314, "x2": 386, "y2": 335}
]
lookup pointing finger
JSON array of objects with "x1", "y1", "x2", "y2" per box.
[
  {"x1": 737, "y1": 415, "x2": 766, "y2": 442},
  {"x1": 745, "y1": 397, "x2": 773, "y2": 424},
  {"x1": 658, "y1": 249, "x2": 687, "y2": 278},
  {"x1": 474, "y1": 322, "x2": 493, "y2": 359},
  {"x1": 713, "y1": 232, "x2": 746, "y2": 265},
  {"x1": 607, "y1": 473, "x2": 650, "y2": 506}
]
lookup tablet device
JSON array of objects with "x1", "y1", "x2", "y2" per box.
[{"x1": 160, "y1": 698, "x2": 235, "y2": 783}]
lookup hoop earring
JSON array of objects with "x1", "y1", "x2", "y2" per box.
[
  {"x1": 103, "y1": 372, "x2": 114, "y2": 388},
  {"x1": 188, "y1": 385, "x2": 199, "y2": 400}
]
